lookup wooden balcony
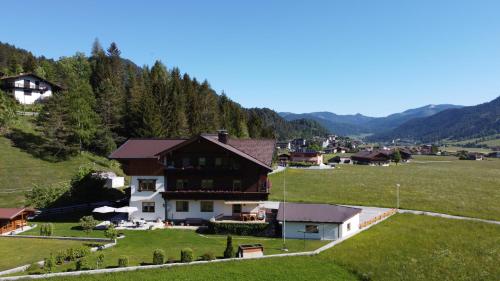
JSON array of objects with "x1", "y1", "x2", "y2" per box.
[{"x1": 162, "y1": 189, "x2": 269, "y2": 200}]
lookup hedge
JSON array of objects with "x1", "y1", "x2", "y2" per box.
[{"x1": 207, "y1": 221, "x2": 270, "y2": 236}]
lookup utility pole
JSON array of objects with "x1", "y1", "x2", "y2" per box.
[{"x1": 282, "y1": 167, "x2": 288, "y2": 251}]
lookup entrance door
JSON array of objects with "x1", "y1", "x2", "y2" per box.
[{"x1": 232, "y1": 204, "x2": 242, "y2": 218}]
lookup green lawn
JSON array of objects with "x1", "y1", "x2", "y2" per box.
[
  {"x1": 40, "y1": 214, "x2": 500, "y2": 281},
  {"x1": 0, "y1": 116, "x2": 124, "y2": 208},
  {"x1": 270, "y1": 156, "x2": 500, "y2": 220},
  {"x1": 22, "y1": 222, "x2": 106, "y2": 238},
  {"x1": 19, "y1": 222, "x2": 327, "y2": 273},
  {"x1": 0, "y1": 237, "x2": 88, "y2": 271},
  {"x1": 328, "y1": 214, "x2": 500, "y2": 281}
]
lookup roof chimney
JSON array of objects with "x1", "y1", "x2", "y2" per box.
[{"x1": 218, "y1": 129, "x2": 229, "y2": 144}]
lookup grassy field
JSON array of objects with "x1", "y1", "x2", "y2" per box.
[
  {"x1": 41, "y1": 214, "x2": 500, "y2": 281},
  {"x1": 19, "y1": 222, "x2": 327, "y2": 273},
  {"x1": 0, "y1": 117, "x2": 123, "y2": 208},
  {"x1": 0, "y1": 237, "x2": 88, "y2": 271},
  {"x1": 329, "y1": 214, "x2": 500, "y2": 281},
  {"x1": 270, "y1": 156, "x2": 500, "y2": 220},
  {"x1": 439, "y1": 145, "x2": 492, "y2": 153}
]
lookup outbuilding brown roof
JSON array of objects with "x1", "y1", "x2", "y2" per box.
[
  {"x1": 276, "y1": 203, "x2": 361, "y2": 223},
  {"x1": 0, "y1": 208, "x2": 32, "y2": 220}
]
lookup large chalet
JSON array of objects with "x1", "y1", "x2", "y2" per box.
[{"x1": 109, "y1": 131, "x2": 275, "y2": 223}]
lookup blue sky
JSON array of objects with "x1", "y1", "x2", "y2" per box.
[{"x1": 2, "y1": 0, "x2": 500, "y2": 116}]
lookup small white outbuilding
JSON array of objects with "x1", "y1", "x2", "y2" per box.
[{"x1": 277, "y1": 203, "x2": 361, "y2": 240}]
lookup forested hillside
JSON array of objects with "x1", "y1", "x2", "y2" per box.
[
  {"x1": 370, "y1": 96, "x2": 500, "y2": 142},
  {"x1": 0, "y1": 41, "x2": 328, "y2": 159}
]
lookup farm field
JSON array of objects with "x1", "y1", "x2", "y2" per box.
[
  {"x1": 17, "y1": 222, "x2": 327, "y2": 273},
  {"x1": 0, "y1": 237, "x2": 88, "y2": 271},
  {"x1": 270, "y1": 156, "x2": 500, "y2": 220},
  {"x1": 42, "y1": 214, "x2": 500, "y2": 281},
  {"x1": 0, "y1": 117, "x2": 124, "y2": 208}
]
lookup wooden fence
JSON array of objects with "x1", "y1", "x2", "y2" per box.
[{"x1": 359, "y1": 208, "x2": 397, "y2": 229}]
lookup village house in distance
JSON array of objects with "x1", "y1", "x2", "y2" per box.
[
  {"x1": 0, "y1": 73, "x2": 62, "y2": 104},
  {"x1": 109, "y1": 130, "x2": 275, "y2": 223}
]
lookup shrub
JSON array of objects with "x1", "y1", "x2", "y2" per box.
[
  {"x1": 24, "y1": 183, "x2": 68, "y2": 209},
  {"x1": 44, "y1": 254, "x2": 55, "y2": 273},
  {"x1": 39, "y1": 224, "x2": 46, "y2": 236},
  {"x1": 96, "y1": 253, "x2": 105, "y2": 269},
  {"x1": 152, "y1": 249, "x2": 165, "y2": 265},
  {"x1": 208, "y1": 222, "x2": 269, "y2": 236},
  {"x1": 75, "y1": 257, "x2": 89, "y2": 271},
  {"x1": 118, "y1": 256, "x2": 129, "y2": 267},
  {"x1": 79, "y1": 216, "x2": 98, "y2": 235},
  {"x1": 46, "y1": 223, "x2": 54, "y2": 236},
  {"x1": 224, "y1": 235, "x2": 234, "y2": 258},
  {"x1": 180, "y1": 248, "x2": 193, "y2": 263},
  {"x1": 201, "y1": 252, "x2": 216, "y2": 261},
  {"x1": 55, "y1": 250, "x2": 66, "y2": 264},
  {"x1": 104, "y1": 224, "x2": 118, "y2": 240},
  {"x1": 75, "y1": 246, "x2": 91, "y2": 258}
]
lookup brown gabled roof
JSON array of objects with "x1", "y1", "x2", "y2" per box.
[
  {"x1": 155, "y1": 134, "x2": 275, "y2": 171},
  {"x1": 109, "y1": 139, "x2": 186, "y2": 159},
  {"x1": 0, "y1": 208, "x2": 33, "y2": 220},
  {"x1": 276, "y1": 203, "x2": 361, "y2": 223},
  {"x1": 109, "y1": 135, "x2": 276, "y2": 171},
  {"x1": 0, "y1": 73, "x2": 64, "y2": 91}
]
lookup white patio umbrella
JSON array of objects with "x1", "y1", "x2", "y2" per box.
[
  {"x1": 115, "y1": 206, "x2": 138, "y2": 214},
  {"x1": 92, "y1": 206, "x2": 117, "y2": 213}
]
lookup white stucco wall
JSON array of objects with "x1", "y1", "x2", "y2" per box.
[
  {"x1": 129, "y1": 176, "x2": 165, "y2": 221},
  {"x1": 282, "y1": 222, "x2": 339, "y2": 240},
  {"x1": 339, "y1": 214, "x2": 360, "y2": 237},
  {"x1": 12, "y1": 77, "x2": 53, "y2": 104},
  {"x1": 165, "y1": 200, "x2": 260, "y2": 221}
]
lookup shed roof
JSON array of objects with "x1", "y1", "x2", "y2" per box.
[
  {"x1": 276, "y1": 203, "x2": 361, "y2": 223},
  {"x1": 0, "y1": 208, "x2": 33, "y2": 220}
]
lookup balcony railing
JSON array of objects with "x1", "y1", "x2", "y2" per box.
[{"x1": 3, "y1": 82, "x2": 49, "y2": 92}]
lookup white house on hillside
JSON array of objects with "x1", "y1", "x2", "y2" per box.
[{"x1": 0, "y1": 73, "x2": 62, "y2": 104}]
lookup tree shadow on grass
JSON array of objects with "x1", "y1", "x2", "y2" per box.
[{"x1": 6, "y1": 128, "x2": 65, "y2": 162}]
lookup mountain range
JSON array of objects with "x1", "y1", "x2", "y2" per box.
[
  {"x1": 370, "y1": 96, "x2": 500, "y2": 142},
  {"x1": 279, "y1": 104, "x2": 463, "y2": 136}
]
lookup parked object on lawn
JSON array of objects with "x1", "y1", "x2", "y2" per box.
[
  {"x1": 277, "y1": 203, "x2": 361, "y2": 240},
  {"x1": 0, "y1": 208, "x2": 35, "y2": 234},
  {"x1": 237, "y1": 244, "x2": 264, "y2": 258}
]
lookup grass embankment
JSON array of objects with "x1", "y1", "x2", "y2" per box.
[
  {"x1": 42, "y1": 214, "x2": 500, "y2": 281},
  {"x1": 270, "y1": 156, "x2": 500, "y2": 220},
  {"x1": 0, "y1": 237, "x2": 88, "y2": 271},
  {"x1": 20, "y1": 222, "x2": 327, "y2": 272},
  {"x1": 0, "y1": 117, "x2": 123, "y2": 208}
]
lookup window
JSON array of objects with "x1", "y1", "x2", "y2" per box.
[
  {"x1": 305, "y1": 225, "x2": 319, "y2": 233},
  {"x1": 176, "y1": 201, "x2": 189, "y2": 212},
  {"x1": 200, "y1": 201, "x2": 214, "y2": 212},
  {"x1": 198, "y1": 157, "x2": 206, "y2": 167},
  {"x1": 215, "y1": 157, "x2": 223, "y2": 167},
  {"x1": 233, "y1": 180, "x2": 242, "y2": 191},
  {"x1": 182, "y1": 157, "x2": 191, "y2": 167},
  {"x1": 232, "y1": 204, "x2": 242, "y2": 214},
  {"x1": 232, "y1": 159, "x2": 240, "y2": 170},
  {"x1": 142, "y1": 202, "x2": 155, "y2": 213},
  {"x1": 347, "y1": 223, "x2": 351, "y2": 231},
  {"x1": 201, "y1": 179, "x2": 213, "y2": 189},
  {"x1": 138, "y1": 179, "x2": 156, "y2": 191},
  {"x1": 176, "y1": 179, "x2": 189, "y2": 189},
  {"x1": 24, "y1": 90, "x2": 32, "y2": 96}
]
